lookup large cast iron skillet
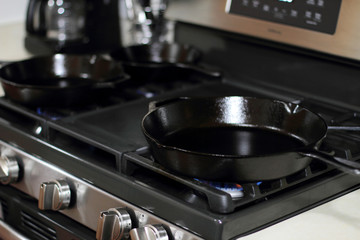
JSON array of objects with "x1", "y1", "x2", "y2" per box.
[
  {"x1": 0, "y1": 54, "x2": 129, "y2": 107},
  {"x1": 110, "y1": 42, "x2": 222, "y2": 82},
  {"x1": 142, "y1": 96, "x2": 360, "y2": 182}
]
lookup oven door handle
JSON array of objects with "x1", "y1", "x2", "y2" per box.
[{"x1": 0, "y1": 220, "x2": 30, "y2": 240}]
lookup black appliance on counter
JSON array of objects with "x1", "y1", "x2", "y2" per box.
[
  {"x1": 1, "y1": 0, "x2": 360, "y2": 239},
  {"x1": 24, "y1": 0, "x2": 121, "y2": 54}
]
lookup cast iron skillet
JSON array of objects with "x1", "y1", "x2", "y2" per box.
[
  {"x1": 110, "y1": 42, "x2": 222, "y2": 82},
  {"x1": 142, "y1": 96, "x2": 360, "y2": 182},
  {"x1": 0, "y1": 54, "x2": 129, "y2": 107}
]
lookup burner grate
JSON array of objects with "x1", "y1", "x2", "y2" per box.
[{"x1": 122, "y1": 148, "x2": 346, "y2": 213}]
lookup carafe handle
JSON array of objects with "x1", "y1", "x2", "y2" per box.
[{"x1": 26, "y1": 0, "x2": 46, "y2": 35}]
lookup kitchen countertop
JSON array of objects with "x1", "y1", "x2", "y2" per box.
[
  {"x1": 1, "y1": 22, "x2": 360, "y2": 240},
  {"x1": 243, "y1": 191, "x2": 360, "y2": 240}
]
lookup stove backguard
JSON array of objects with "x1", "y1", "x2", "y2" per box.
[
  {"x1": 167, "y1": 0, "x2": 360, "y2": 62},
  {"x1": 173, "y1": 21, "x2": 360, "y2": 111}
]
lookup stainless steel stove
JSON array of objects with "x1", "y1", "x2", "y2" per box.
[{"x1": 1, "y1": 0, "x2": 360, "y2": 240}]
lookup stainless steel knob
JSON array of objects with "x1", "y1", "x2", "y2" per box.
[
  {"x1": 130, "y1": 225, "x2": 169, "y2": 240},
  {"x1": 38, "y1": 179, "x2": 71, "y2": 211},
  {"x1": 0, "y1": 153, "x2": 19, "y2": 185},
  {"x1": 96, "y1": 208, "x2": 132, "y2": 240}
]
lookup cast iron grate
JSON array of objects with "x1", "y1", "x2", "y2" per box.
[{"x1": 122, "y1": 148, "x2": 347, "y2": 214}]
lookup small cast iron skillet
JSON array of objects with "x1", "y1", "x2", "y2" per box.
[
  {"x1": 142, "y1": 96, "x2": 360, "y2": 182},
  {"x1": 0, "y1": 54, "x2": 129, "y2": 107},
  {"x1": 110, "y1": 42, "x2": 222, "y2": 82}
]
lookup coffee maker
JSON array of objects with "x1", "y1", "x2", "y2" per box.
[{"x1": 25, "y1": 0, "x2": 121, "y2": 54}]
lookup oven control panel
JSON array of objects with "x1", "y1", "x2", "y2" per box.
[
  {"x1": 0, "y1": 140, "x2": 202, "y2": 240},
  {"x1": 226, "y1": 0, "x2": 342, "y2": 34},
  {"x1": 167, "y1": 0, "x2": 360, "y2": 61}
]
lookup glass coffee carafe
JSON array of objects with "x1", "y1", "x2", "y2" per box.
[
  {"x1": 124, "y1": 0, "x2": 170, "y2": 44},
  {"x1": 45, "y1": 0, "x2": 86, "y2": 41}
]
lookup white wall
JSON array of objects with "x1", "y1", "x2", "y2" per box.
[{"x1": 0, "y1": 0, "x2": 28, "y2": 25}]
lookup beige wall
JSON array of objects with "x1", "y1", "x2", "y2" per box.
[{"x1": 0, "y1": 0, "x2": 28, "y2": 25}]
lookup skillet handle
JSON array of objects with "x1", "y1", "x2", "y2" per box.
[
  {"x1": 298, "y1": 148, "x2": 360, "y2": 176},
  {"x1": 148, "y1": 97, "x2": 190, "y2": 112},
  {"x1": 174, "y1": 63, "x2": 222, "y2": 79},
  {"x1": 327, "y1": 125, "x2": 360, "y2": 131},
  {"x1": 92, "y1": 74, "x2": 131, "y2": 89}
]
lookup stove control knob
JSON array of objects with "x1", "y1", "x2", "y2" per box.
[
  {"x1": 0, "y1": 154, "x2": 19, "y2": 185},
  {"x1": 38, "y1": 179, "x2": 71, "y2": 211},
  {"x1": 130, "y1": 225, "x2": 169, "y2": 240},
  {"x1": 96, "y1": 208, "x2": 133, "y2": 240}
]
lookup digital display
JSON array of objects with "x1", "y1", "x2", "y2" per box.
[{"x1": 226, "y1": 0, "x2": 342, "y2": 34}]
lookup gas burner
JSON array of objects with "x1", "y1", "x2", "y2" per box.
[
  {"x1": 135, "y1": 87, "x2": 158, "y2": 98},
  {"x1": 36, "y1": 107, "x2": 64, "y2": 120},
  {"x1": 194, "y1": 179, "x2": 245, "y2": 199}
]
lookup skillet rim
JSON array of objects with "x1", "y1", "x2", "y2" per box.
[{"x1": 141, "y1": 96, "x2": 329, "y2": 158}]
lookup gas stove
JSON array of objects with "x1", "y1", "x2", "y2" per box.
[
  {"x1": 1, "y1": 1, "x2": 360, "y2": 240},
  {"x1": 1, "y1": 69, "x2": 360, "y2": 240}
]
